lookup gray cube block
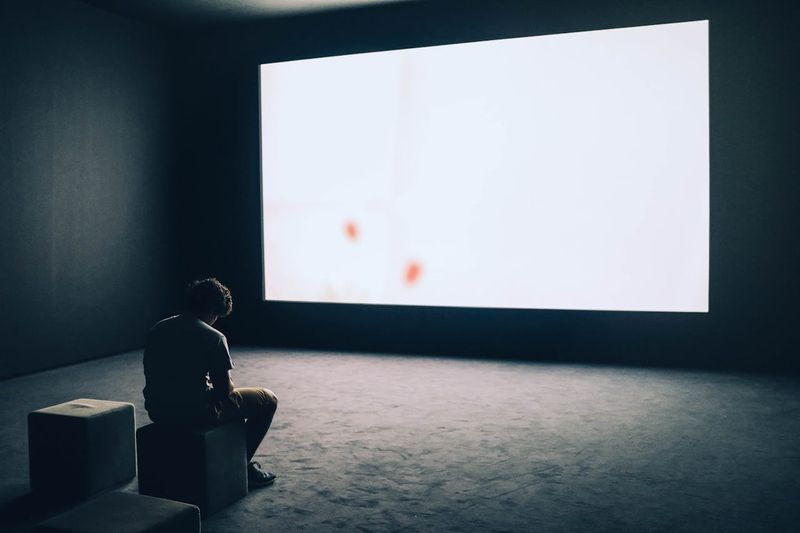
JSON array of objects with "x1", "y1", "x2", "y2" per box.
[
  {"x1": 33, "y1": 491, "x2": 200, "y2": 533},
  {"x1": 137, "y1": 421, "x2": 247, "y2": 516},
  {"x1": 29, "y1": 399, "x2": 136, "y2": 499}
]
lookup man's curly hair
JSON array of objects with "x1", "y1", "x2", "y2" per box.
[{"x1": 185, "y1": 278, "x2": 233, "y2": 318}]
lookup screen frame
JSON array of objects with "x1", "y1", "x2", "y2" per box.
[{"x1": 257, "y1": 19, "x2": 711, "y2": 314}]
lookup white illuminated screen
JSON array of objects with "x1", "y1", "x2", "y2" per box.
[{"x1": 260, "y1": 20, "x2": 709, "y2": 312}]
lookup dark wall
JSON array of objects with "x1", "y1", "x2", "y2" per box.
[
  {"x1": 0, "y1": 0, "x2": 178, "y2": 378},
  {"x1": 175, "y1": 0, "x2": 800, "y2": 371}
]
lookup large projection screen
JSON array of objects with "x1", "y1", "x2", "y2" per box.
[{"x1": 260, "y1": 20, "x2": 709, "y2": 312}]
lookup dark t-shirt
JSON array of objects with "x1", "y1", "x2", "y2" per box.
[{"x1": 142, "y1": 314, "x2": 233, "y2": 421}]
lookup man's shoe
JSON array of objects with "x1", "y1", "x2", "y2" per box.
[{"x1": 248, "y1": 461, "x2": 276, "y2": 487}]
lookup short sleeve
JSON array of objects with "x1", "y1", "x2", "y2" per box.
[{"x1": 209, "y1": 335, "x2": 234, "y2": 375}]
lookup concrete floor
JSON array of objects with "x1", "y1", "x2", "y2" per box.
[{"x1": 1, "y1": 348, "x2": 799, "y2": 532}]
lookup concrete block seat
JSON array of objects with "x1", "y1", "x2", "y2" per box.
[
  {"x1": 137, "y1": 420, "x2": 247, "y2": 516},
  {"x1": 33, "y1": 491, "x2": 200, "y2": 533},
  {"x1": 28, "y1": 398, "x2": 136, "y2": 500}
]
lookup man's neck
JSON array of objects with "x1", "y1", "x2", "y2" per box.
[{"x1": 184, "y1": 311, "x2": 218, "y2": 327}]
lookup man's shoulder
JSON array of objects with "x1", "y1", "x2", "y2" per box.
[
  {"x1": 148, "y1": 315, "x2": 179, "y2": 336},
  {"x1": 149, "y1": 314, "x2": 225, "y2": 342},
  {"x1": 195, "y1": 318, "x2": 227, "y2": 343},
  {"x1": 151, "y1": 315, "x2": 179, "y2": 329}
]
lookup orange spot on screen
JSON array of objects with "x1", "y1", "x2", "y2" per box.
[
  {"x1": 344, "y1": 220, "x2": 358, "y2": 241},
  {"x1": 405, "y1": 261, "x2": 422, "y2": 285}
]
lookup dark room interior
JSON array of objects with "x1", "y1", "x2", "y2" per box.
[{"x1": 1, "y1": 0, "x2": 799, "y2": 531}]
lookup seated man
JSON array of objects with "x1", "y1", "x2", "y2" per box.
[{"x1": 142, "y1": 278, "x2": 278, "y2": 487}]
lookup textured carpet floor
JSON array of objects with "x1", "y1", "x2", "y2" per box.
[{"x1": 1, "y1": 348, "x2": 799, "y2": 532}]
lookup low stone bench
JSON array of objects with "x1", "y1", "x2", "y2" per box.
[
  {"x1": 28, "y1": 399, "x2": 136, "y2": 500},
  {"x1": 33, "y1": 491, "x2": 200, "y2": 533},
  {"x1": 136, "y1": 420, "x2": 248, "y2": 516}
]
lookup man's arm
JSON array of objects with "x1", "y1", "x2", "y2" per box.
[
  {"x1": 209, "y1": 369, "x2": 235, "y2": 401},
  {"x1": 208, "y1": 335, "x2": 235, "y2": 402}
]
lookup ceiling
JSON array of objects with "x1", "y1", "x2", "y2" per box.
[{"x1": 81, "y1": 0, "x2": 418, "y2": 26}]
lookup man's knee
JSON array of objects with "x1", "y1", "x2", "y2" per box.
[
  {"x1": 259, "y1": 388, "x2": 278, "y2": 413},
  {"x1": 231, "y1": 387, "x2": 277, "y2": 418}
]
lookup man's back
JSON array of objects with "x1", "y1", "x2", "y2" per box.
[{"x1": 143, "y1": 314, "x2": 233, "y2": 422}]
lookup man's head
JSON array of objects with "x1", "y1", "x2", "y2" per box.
[{"x1": 185, "y1": 278, "x2": 233, "y2": 325}]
